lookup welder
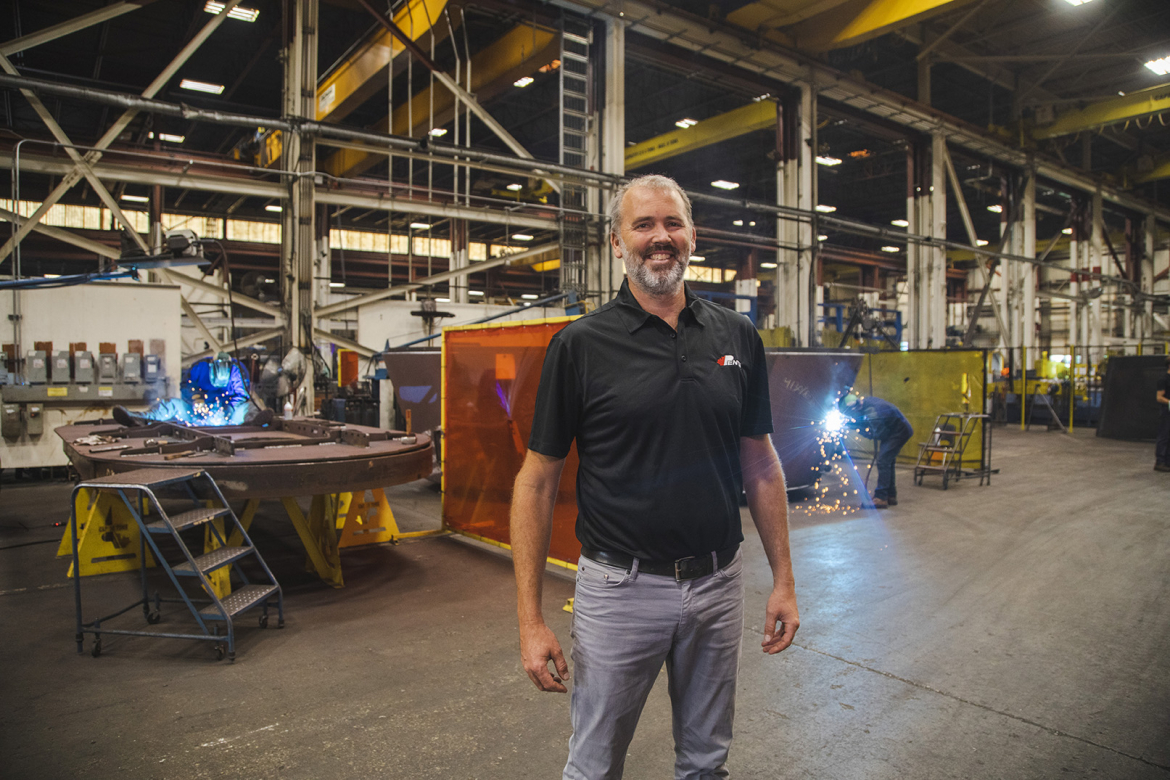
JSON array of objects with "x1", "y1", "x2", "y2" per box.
[
  {"x1": 117, "y1": 352, "x2": 254, "y2": 427},
  {"x1": 840, "y1": 393, "x2": 914, "y2": 509}
]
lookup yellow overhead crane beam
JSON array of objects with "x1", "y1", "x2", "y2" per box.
[
  {"x1": 1133, "y1": 155, "x2": 1170, "y2": 185},
  {"x1": 727, "y1": 0, "x2": 977, "y2": 52},
  {"x1": 625, "y1": 100, "x2": 778, "y2": 171},
  {"x1": 316, "y1": 0, "x2": 449, "y2": 123},
  {"x1": 322, "y1": 24, "x2": 559, "y2": 180},
  {"x1": 1031, "y1": 81, "x2": 1170, "y2": 140}
]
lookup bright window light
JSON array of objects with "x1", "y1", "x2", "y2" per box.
[
  {"x1": 815, "y1": 204, "x2": 837, "y2": 213},
  {"x1": 329, "y1": 281, "x2": 345, "y2": 288},
  {"x1": 987, "y1": 204, "x2": 1003, "y2": 214},
  {"x1": 818, "y1": 234, "x2": 828, "y2": 241},
  {"x1": 410, "y1": 222, "x2": 431, "y2": 230},
  {"x1": 469, "y1": 290, "x2": 485, "y2": 296},
  {"x1": 732, "y1": 220, "x2": 744, "y2": 226},
  {"x1": 880, "y1": 246, "x2": 901, "y2": 253},
  {"x1": 891, "y1": 218, "x2": 909, "y2": 227},
  {"x1": 121, "y1": 194, "x2": 149, "y2": 203},
  {"x1": 265, "y1": 204, "x2": 282, "y2": 212},
  {"x1": 506, "y1": 183, "x2": 523, "y2": 191},
  {"x1": 514, "y1": 76, "x2": 534, "y2": 88},
  {"x1": 205, "y1": 1, "x2": 260, "y2": 21},
  {"x1": 1144, "y1": 57, "x2": 1170, "y2": 76},
  {"x1": 689, "y1": 255, "x2": 705, "y2": 262},
  {"x1": 976, "y1": 239, "x2": 989, "y2": 246},
  {"x1": 816, "y1": 156, "x2": 842, "y2": 166},
  {"x1": 521, "y1": 294, "x2": 540, "y2": 300},
  {"x1": 512, "y1": 234, "x2": 533, "y2": 241},
  {"x1": 180, "y1": 79, "x2": 225, "y2": 95},
  {"x1": 429, "y1": 127, "x2": 447, "y2": 137},
  {"x1": 675, "y1": 118, "x2": 698, "y2": 128},
  {"x1": 1062, "y1": 227, "x2": 1073, "y2": 235},
  {"x1": 760, "y1": 261, "x2": 778, "y2": 269},
  {"x1": 711, "y1": 180, "x2": 739, "y2": 190}
]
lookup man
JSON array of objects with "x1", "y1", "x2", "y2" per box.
[
  {"x1": 1155, "y1": 356, "x2": 1170, "y2": 472},
  {"x1": 839, "y1": 393, "x2": 913, "y2": 509},
  {"x1": 510, "y1": 174, "x2": 798, "y2": 780},
  {"x1": 117, "y1": 352, "x2": 254, "y2": 427}
]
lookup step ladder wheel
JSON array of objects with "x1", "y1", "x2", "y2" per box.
[
  {"x1": 146, "y1": 611, "x2": 162, "y2": 625},
  {"x1": 214, "y1": 643, "x2": 226, "y2": 661},
  {"x1": 259, "y1": 613, "x2": 268, "y2": 629},
  {"x1": 91, "y1": 636, "x2": 102, "y2": 658}
]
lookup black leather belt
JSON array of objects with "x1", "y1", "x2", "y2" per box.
[{"x1": 581, "y1": 545, "x2": 738, "y2": 581}]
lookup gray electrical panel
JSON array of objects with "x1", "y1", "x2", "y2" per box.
[
  {"x1": 74, "y1": 351, "x2": 95, "y2": 384},
  {"x1": 26, "y1": 351, "x2": 48, "y2": 384},
  {"x1": 2, "y1": 404, "x2": 20, "y2": 439},
  {"x1": 51, "y1": 350, "x2": 71, "y2": 383},
  {"x1": 25, "y1": 404, "x2": 43, "y2": 436},
  {"x1": 143, "y1": 354, "x2": 162, "y2": 384},
  {"x1": 121, "y1": 353, "x2": 142, "y2": 384},
  {"x1": 98, "y1": 353, "x2": 118, "y2": 383}
]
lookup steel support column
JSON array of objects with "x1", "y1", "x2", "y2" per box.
[
  {"x1": 1142, "y1": 215, "x2": 1156, "y2": 340},
  {"x1": 1089, "y1": 189, "x2": 1105, "y2": 363},
  {"x1": 1021, "y1": 171, "x2": 1037, "y2": 352},
  {"x1": 775, "y1": 87, "x2": 812, "y2": 345},
  {"x1": 594, "y1": 16, "x2": 626, "y2": 301},
  {"x1": 927, "y1": 132, "x2": 947, "y2": 348}
]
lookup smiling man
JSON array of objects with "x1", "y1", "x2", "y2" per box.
[{"x1": 510, "y1": 174, "x2": 799, "y2": 779}]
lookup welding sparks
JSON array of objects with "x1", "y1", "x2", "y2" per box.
[{"x1": 791, "y1": 391, "x2": 873, "y2": 516}]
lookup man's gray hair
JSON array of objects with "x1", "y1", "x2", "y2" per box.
[{"x1": 606, "y1": 174, "x2": 693, "y2": 237}]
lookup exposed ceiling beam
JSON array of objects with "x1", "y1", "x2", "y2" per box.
[
  {"x1": 1032, "y1": 82, "x2": 1170, "y2": 140},
  {"x1": 625, "y1": 100, "x2": 777, "y2": 170},
  {"x1": 0, "y1": 0, "x2": 158, "y2": 57},
  {"x1": 0, "y1": 206, "x2": 120, "y2": 259}
]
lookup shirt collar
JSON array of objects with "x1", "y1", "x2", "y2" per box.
[{"x1": 613, "y1": 279, "x2": 707, "y2": 334}]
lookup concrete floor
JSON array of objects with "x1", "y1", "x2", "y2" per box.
[{"x1": 1, "y1": 425, "x2": 1167, "y2": 779}]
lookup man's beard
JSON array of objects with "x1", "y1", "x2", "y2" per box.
[{"x1": 619, "y1": 238, "x2": 690, "y2": 296}]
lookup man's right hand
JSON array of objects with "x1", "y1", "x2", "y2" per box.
[{"x1": 520, "y1": 621, "x2": 570, "y2": 693}]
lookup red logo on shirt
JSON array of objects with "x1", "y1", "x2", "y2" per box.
[{"x1": 717, "y1": 355, "x2": 741, "y2": 367}]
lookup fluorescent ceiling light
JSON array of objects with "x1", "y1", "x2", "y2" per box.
[
  {"x1": 179, "y1": 79, "x2": 225, "y2": 95},
  {"x1": 121, "y1": 194, "x2": 149, "y2": 203},
  {"x1": 506, "y1": 183, "x2": 523, "y2": 191},
  {"x1": 760, "y1": 262, "x2": 778, "y2": 269},
  {"x1": 987, "y1": 204, "x2": 1003, "y2": 213},
  {"x1": 815, "y1": 204, "x2": 837, "y2": 213},
  {"x1": 816, "y1": 156, "x2": 842, "y2": 166},
  {"x1": 512, "y1": 234, "x2": 534, "y2": 241},
  {"x1": 1062, "y1": 227, "x2": 1073, "y2": 235},
  {"x1": 428, "y1": 127, "x2": 447, "y2": 137},
  {"x1": 436, "y1": 297, "x2": 450, "y2": 303},
  {"x1": 689, "y1": 255, "x2": 705, "y2": 262},
  {"x1": 265, "y1": 204, "x2": 282, "y2": 212},
  {"x1": 43, "y1": 274, "x2": 61, "y2": 279},
  {"x1": 410, "y1": 222, "x2": 431, "y2": 230},
  {"x1": 329, "y1": 281, "x2": 345, "y2": 288},
  {"x1": 469, "y1": 290, "x2": 484, "y2": 296},
  {"x1": 880, "y1": 246, "x2": 901, "y2": 253},
  {"x1": 976, "y1": 239, "x2": 989, "y2": 246},
  {"x1": 711, "y1": 180, "x2": 739, "y2": 190},
  {"x1": 818, "y1": 235, "x2": 828, "y2": 241},
  {"x1": 147, "y1": 132, "x2": 185, "y2": 143},
  {"x1": 752, "y1": 93, "x2": 771, "y2": 102},
  {"x1": 521, "y1": 294, "x2": 540, "y2": 300},
  {"x1": 513, "y1": 76, "x2": 534, "y2": 88},
  {"x1": 205, "y1": 1, "x2": 260, "y2": 21},
  {"x1": 749, "y1": 221, "x2": 756, "y2": 227},
  {"x1": 890, "y1": 218, "x2": 909, "y2": 227},
  {"x1": 675, "y1": 118, "x2": 698, "y2": 128},
  {"x1": 1061, "y1": 0, "x2": 1094, "y2": 5},
  {"x1": 732, "y1": 220, "x2": 744, "y2": 226},
  {"x1": 1144, "y1": 56, "x2": 1170, "y2": 76}
]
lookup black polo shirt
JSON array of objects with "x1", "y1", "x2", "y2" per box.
[{"x1": 528, "y1": 280, "x2": 773, "y2": 561}]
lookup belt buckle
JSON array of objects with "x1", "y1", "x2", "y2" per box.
[{"x1": 674, "y1": 556, "x2": 696, "y2": 581}]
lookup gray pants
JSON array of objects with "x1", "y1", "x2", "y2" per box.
[{"x1": 564, "y1": 552, "x2": 745, "y2": 780}]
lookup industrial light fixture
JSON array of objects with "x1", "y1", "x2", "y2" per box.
[
  {"x1": 121, "y1": 194, "x2": 149, "y2": 203},
  {"x1": 1145, "y1": 56, "x2": 1170, "y2": 76},
  {"x1": 180, "y1": 79, "x2": 225, "y2": 95},
  {"x1": 147, "y1": 132, "x2": 185, "y2": 143},
  {"x1": 752, "y1": 93, "x2": 771, "y2": 102},
  {"x1": 749, "y1": 221, "x2": 756, "y2": 227},
  {"x1": 329, "y1": 281, "x2": 345, "y2": 288},
  {"x1": 818, "y1": 235, "x2": 828, "y2": 241},
  {"x1": 1060, "y1": 0, "x2": 1094, "y2": 5},
  {"x1": 760, "y1": 261, "x2": 778, "y2": 269},
  {"x1": 711, "y1": 180, "x2": 739, "y2": 190},
  {"x1": 506, "y1": 183, "x2": 523, "y2": 191},
  {"x1": 436, "y1": 297, "x2": 450, "y2": 303},
  {"x1": 675, "y1": 118, "x2": 698, "y2": 129},
  {"x1": 513, "y1": 76, "x2": 534, "y2": 88},
  {"x1": 410, "y1": 222, "x2": 431, "y2": 230},
  {"x1": 521, "y1": 294, "x2": 540, "y2": 300},
  {"x1": 469, "y1": 290, "x2": 485, "y2": 296},
  {"x1": 205, "y1": 1, "x2": 260, "y2": 21},
  {"x1": 43, "y1": 273, "x2": 61, "y2": 279},
  {"x1": 816, "y1": 156, "x2": 842, "y2": 166},
  {"x1": 512, "y1": 233, "x2": 534, "y2": 241},
  {"x1": 890, "y1": 218, "x2": 909, "y2": 227},
  {"x1": 976, "y1": 239, "x2": 989, "y2": 246},
  {"x1": 987, "y1": 204, "x2": 1003, "y2": 213},
  {"x1": 1062, "y1": 227, "x2": 1073, "y2": 235},
  {"x1": 428, "y1": 127, "x2": 448, "y2": 137},
  {"x1": 265, "y1": 204, "x2": 282, "y2": 212},
  {"x1": 689, "y1": 255, "x2": 705, "y2": 262},
  {"x1": 732, "y1": 220, "x2": 744, "y2": 226},
  {"x1": 880, "y1": 246, "x2": 901, "y2": 253},
  {"x1": 815, "y1": 204, "x2": 837, "y2": 213}
]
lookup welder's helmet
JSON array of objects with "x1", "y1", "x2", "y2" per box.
[
  {"x1": 209, "y1": 352, "x2": 233, "y2": 388},
  {"x1": 838, "y1": 392, "x2": 860, "y2": 411}
]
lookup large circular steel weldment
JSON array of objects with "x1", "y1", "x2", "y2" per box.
[{"x1": 57, "y1": 417, "x2": 433, "y2": 499}]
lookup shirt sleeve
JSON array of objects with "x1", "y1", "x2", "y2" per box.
[
  {"x1": 527, "y1": 333, "x2": 581, "y2": 458},
  {"x1": 740, "y1": 328, "x2": 774, "y2": 437}
]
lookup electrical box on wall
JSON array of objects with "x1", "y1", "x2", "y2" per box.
[
  {"x1": 98, "y1": 353, "x2": 118, "y2": 383},
  {"x1": 74, "y1": 352, "x2": 94, "y2": 384},
  {"x1": 27, "y1": 351, "x2": 48, "y2": 383},
  {"x1": 25, "y1": 404, "x2": 43, "y2": 436},
  {"x1": 143, "y1": 354, "x2": 162, "y2": 384},
  {"x1": 51, "y1": 351, "x2": 71, "y2": 384},
  {"x1": 2, "y1": 404, "x2": 21, "y2": 439},
  {"x1": 121, "y1": 353, "x2": 142, "y2": 384}
]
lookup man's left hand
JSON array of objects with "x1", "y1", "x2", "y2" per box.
[{"x1": 761, "y1": 583, "x2": 799, "y2": 654}]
